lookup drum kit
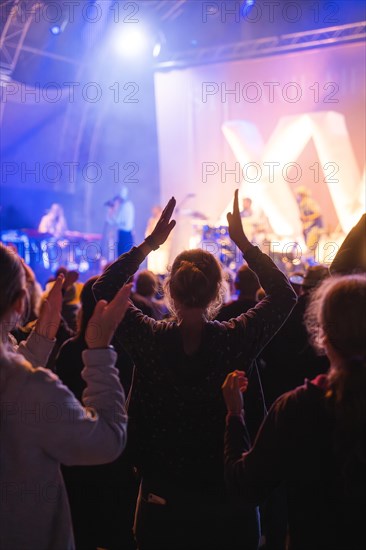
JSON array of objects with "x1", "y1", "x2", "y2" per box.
[
  {"x1": 183, "y1": 208, "x2": 341, "y2": 272},
  {"x1": 178, "y1": 209, "x2": 240, "y2": 269},
  {"x1": 183, "y1": 209, "x2": 270, "y2": 269},
  {"x1": 200, "y1": 225, "x2": 238, "y2": 268}
]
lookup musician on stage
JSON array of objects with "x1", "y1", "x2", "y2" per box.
[
  {"x1": 295, "y1": 186, "x2": 323, "y2": 250},
  {"x1": 240, "y1": 197, "x2": 269, "y2": 244},
  {"x1": 104, "y1": 185, "x2": 135, "y2": 256},
  {"x1": 38, "y1": 203, "x2": 68, "y2": 238}
]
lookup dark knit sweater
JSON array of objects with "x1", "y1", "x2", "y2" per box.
[{"x1": 93, "y1": 245, "x2": 297, "y2": 491}]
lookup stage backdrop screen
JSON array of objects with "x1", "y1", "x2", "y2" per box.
[{"x1": 154, "y1": 41, "x2": 365, "y2": 257}]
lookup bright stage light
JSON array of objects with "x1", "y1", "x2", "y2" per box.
[
  {"x1": 241, "y1": 0, "x2": 255, "y2": 16},
  {"x1": 49, "y1": 19, "x2": 68, "y2": 35},
  {"x1": 50, "y1": 25, "x2": 61, "y2": 35},
  {"x1": 153, "y1": 32, "x2": 167, "y2": 58},
  {"x1": 153, "y1": 41, "x2": 161, "y2": 58},
  {"x1": 114, "y1": 28, "x2": 149, "y2": 57}
]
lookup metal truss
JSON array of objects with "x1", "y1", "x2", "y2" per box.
[
  {"x1": 0, "y1": 0, "x2": 116, "y2": 74},
  {"x1": 155, "y1": 21, "x2": 366, "y2": 70},
  {"x1": 147, "y1": 0, "x2": 187, "y2": 22},
  {"x1": 0, "y1": 0, "x2": 113, "y2": 188},
  {"x1": 0, "y1": 0, "x2": 43, "y2": 75}
]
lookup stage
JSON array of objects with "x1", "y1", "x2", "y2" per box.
[{"x1": 1, "y1": 1, "x2": 365, "y2": 284}]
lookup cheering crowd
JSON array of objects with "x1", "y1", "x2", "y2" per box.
[{"x1": 1, "y1": 192, "x2": 365, "y2": 550}]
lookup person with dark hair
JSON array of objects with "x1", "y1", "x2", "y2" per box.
[
  {"x1": 0, "y1": 243, "x2": 130, "y2": 550},
  {"x1": 215, "y1": 264, "x2": 266, "y2": 445},
  {"x1": 133, "y1": 270, "x2": 168, "y2": 320},
  {"x1": 216, "y1": 264, "x2": 261, "y2": 321},
  {"x1": 241, "y1": 264, "x2": 331, "y2": 550},
  {"x1": 135, "y1": 270, "x2": 157, "y2": 298},
  {"x1": 259, "y1": 264, "x2": 330, "y2": 406},
  {"x1": 223, "y1": 273, "x2": 366, "y2": 550},
  {"x1": 44, "y1": 268, "x2": 82, "y2": 332},
  {"x1": 56, "y1": 276, "x2": 100, "y2": 400},
  {"x1": 93, "y1": 190, "x2": 297, "y2": 550}
]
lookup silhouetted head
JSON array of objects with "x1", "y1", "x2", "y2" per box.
[
  {"x1": 306, "y1": 274, "x2": 366, "y2": 368},
  {"x1": 55, "y1": 266, "x2": 68, "y2": 278},
  {"x1": 301, "y1": 265, "x2": 329, "y2": 293},
  {"x1": 165, "y1": 249, "x2": 224, "y2": 319},
  {"x1": 135, "y1": 270, "x2": 158, "y2": 298},
  {"x1": 305, "y1": 273, "x2": 366, "y2": 479},
  {"x1": 234, "y1": 264, "x2": 260, "y2": 299}
]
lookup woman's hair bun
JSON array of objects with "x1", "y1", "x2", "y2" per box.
[{"x1": 165, "y1": 249, "x2": 224, "y2": 316}]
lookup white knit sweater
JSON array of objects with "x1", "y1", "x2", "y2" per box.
[{"x1": 0, "y1": 331, "x2": 127, "y2": 550}]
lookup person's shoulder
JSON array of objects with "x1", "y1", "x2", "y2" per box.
[
  {"x1": 272, "y1": 378, "x2": 326, "y2": 417},
  {"x1": 279, "y1": 377, "x2": 325, "y2": 400},
  {"x1": 130, "y1": 293, "x2": 153, "y2": 314},
  {"x1": 0, "y1": 348, "x2": 35, "y2": 385},
  {"x1": 216, "y1": 299, "x2": 254, "y2": 320},
  {"x1": 215, "y1": 301, "x2": 236, "y2": 321},
  {"x1": 208, "y1": 318, "x2": 234, "y2": 337},
  {"x1": 151, "y1": 319, "x2": 178, "y2": 342}
]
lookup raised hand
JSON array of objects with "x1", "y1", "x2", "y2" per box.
[
  {"x1": 148, "y1": 197, "x2": 176, "y2": 248},
  {"x1": 63, "y1": 270, "x2": 78, "y2": 292},
  {"x1": 227, "y1": 189, "x2": 251, "y2": 252},
  {"x1": 85, "y1": 283, "x2": 133, "y2": 349},
  {"x1": 35, "y1": 274, "x2": 64, "y2": 340},
  {"x1": 222, "y1": 370, "x2": 248, "y2": 415}
]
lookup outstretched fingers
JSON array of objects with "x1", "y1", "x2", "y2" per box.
[
  {"x1": 36, "y1": 274, "x2": 64, "y2": 340},
  {"x1": 167, "y1": 219, "x2": 176, "y2": 232},
  {"x1": 45, "y1": 273, "x2": 64, "y2": 310},
  {"x1": 161, "y1": 197, "x2": 176, "y2": 221},
  {"x1": 50, "y1": 273, "x2": 65, "y2": 295},
  {"x1": 150, "y1": 197, "x2": 177, "y2": 247}
]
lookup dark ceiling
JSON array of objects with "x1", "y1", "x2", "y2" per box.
[{"x1": 1, "y1": 0, "x2": 365, "y2": 84}]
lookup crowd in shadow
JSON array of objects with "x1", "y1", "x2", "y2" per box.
[{"x1": 1, "y1": 193, "x2": 365, "y2": 550}]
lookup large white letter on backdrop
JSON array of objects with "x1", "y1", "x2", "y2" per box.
[{"x1": 219, "y1": 112, "x2": 365, "y2": 236}]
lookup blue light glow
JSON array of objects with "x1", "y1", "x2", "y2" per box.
[{"x1": 50, "y1": 25, "x2": 61, "y2": 36}]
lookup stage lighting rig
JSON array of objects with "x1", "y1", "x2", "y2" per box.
[{"x1": 113, "y1": 27, "x2": 149, "y2": 57}]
